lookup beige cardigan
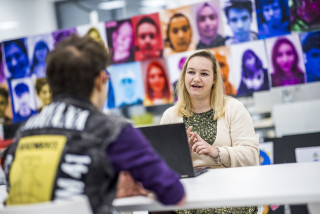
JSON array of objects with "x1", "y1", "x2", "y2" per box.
[{"x1": 160, "y1": 97, "x2": 259, "y2": 169}]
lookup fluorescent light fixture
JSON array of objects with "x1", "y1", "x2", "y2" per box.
[
  {"x1": 140, "y1": 7, "x2": 162, "y2": 14},
  {"x1": 0, "y1": 21, "x2": 19, "y2": 30},
  {"x1": 98, "y1": 0, "x2": 126, "y2": 10},
  {"x1": 141, "y1": 0, "x2": 166, "y2": 7}
]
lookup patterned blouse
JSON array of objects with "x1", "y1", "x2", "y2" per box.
[{"x1": 178, "y1": 109, "x2": 258, "y2": 214}]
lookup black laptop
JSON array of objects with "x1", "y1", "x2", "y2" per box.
[{"x1": 138, "y1": 123, "x2": 208, "y2": 178}]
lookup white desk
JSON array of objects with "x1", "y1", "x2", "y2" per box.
[{"x1": 113, "y1": 162, "x2": 320, "y2": 212}]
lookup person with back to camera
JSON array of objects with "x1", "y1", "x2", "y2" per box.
[
  {"x1": 30, "y1": 40, "x2": 50, "y2": 78},
  {"x1": 35, "y1": 78, "x2": 52, "y2": 112},
  {"x1": 237, "y1": 49, "x2": 269, "y2": 96},
  {"x1": 165, "y1": 13, "x2": 193, "y2": 55},
  {"x1": 144, "y1": 61, "x2": 172, "y2": 106},
  {"x1": 271, "y1": 37, "x2": 305, "y2": 87},
  {"x1": 2, "y1": 35, "x2": 186, "y2": 213},
  {"x1": 196, "y1": 2, "x2": 225, "y2": 49},
  {"x1": 160, "y1": 49, "x2": 259, "y2": 214},
  {"x1": 135, "y1": 16, "x2": 163, "y2": 60},
  {"x1": 290, "y1": 0, "x2": 320, "y2": 32},
  {"x1": 256, "y1": 0, "x2": 290, "y2": 38},
  {"x1": 4, "y1": 39, "x2": 30, "y2": 79},
  {"x1": 0, "y1": 87, "x2": 12, "y2": 124},
  {"x1": 302, "y1": 32, "x2": 320, "y2": 82},
  {"x1": 224, "y1": 0, "x2": 258, "y2": 45}
]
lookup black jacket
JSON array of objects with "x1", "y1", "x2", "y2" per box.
[{"x1": 3, "y1": 95, "x2": 129, "y2": 214}]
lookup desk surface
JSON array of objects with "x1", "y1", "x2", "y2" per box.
[{"x1": 113, "y1": 162, "x2": 320, "y2": 211}]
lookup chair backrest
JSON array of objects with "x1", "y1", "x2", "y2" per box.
[{"x1": 0, "y1": 195, "x2": 93, "y2": 214}]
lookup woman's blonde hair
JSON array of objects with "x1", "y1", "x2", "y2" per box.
[{"x1": 175, "y1": 49, "x2": 226, "y2": 120}]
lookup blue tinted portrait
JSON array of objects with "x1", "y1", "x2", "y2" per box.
[
  {"x1": 10, "y1": 79, "x2": 37, "y2": 122},
  {"x1": 224, "y1": 0, "x2": 258, "y2": 44},
  {"x1": 30, "y1": 40, "x2": 50, "y2": 78},
  {"x1": 108, "y1": 62, "x2": 144, "y2": 108},
  {"x1": 52, "y1": 28, "x2": 77, "y2": 47},
  {"x1": 302, "y1": 31, "x2": 320, "y2": 82},
  {"x1": 256, "y1": 0, "x2": 290, "y2": 38},
  {"x1": 238, "y1": 49, "x2": 269, "y2": 96},
  {"x1": 4, "y1": 38, "x2": 30, "y2": 79}
]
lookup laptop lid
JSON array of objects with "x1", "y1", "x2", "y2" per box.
[{"x1": 138, "y1": 123, "x2": 207, "y2": 178}]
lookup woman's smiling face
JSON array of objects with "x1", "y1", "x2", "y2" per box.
[{"x1": 185, "y1": 56, "x2": 215, "y2": 100}]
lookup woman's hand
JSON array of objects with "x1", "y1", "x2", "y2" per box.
[{"x1": 187, "y1": 126, "x2": 219, "y2": 159}]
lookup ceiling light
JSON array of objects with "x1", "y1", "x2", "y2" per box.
[
  {"x1": 0, "y1": 21, "x2": 19, "y2": 30},
  {"x1": 98, "y1": 1, "x2": 126, "y2": 10},
  {"x1": 141, "y1": 0, "x2": 166, "y2": 7}
]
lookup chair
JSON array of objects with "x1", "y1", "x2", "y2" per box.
[{"x1": 0, "y1": 195, "x2": 93, "y2": 214}]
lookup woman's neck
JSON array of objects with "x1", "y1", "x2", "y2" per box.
[{"x1": 191, "y1": 97, "x2": 212, "y2": 113}]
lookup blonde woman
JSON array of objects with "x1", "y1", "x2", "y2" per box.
[{"x1": 160, "y1": 49, "x2": 259, "y2": 214}]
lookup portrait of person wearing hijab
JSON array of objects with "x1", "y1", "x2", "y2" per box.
[
  {"x1": 3, "y1": 39, "x2": 30, "y2": 79},
  {"x1": 195, "y1": 1, "x2": 225, "y2": 49}
]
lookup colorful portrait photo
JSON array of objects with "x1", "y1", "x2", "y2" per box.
[
  {"x1": 34, "y1": 77, "x2": 52, "y2": 112},
  {"x1": 27, "y1": 33, "x2": 54, "y2": 79},
  {"x1": 190, "y1": 0, "x2": 226, "y2": 49},
  {"x1": 108, "y1": 62, "x2": 144, "y2": 108},
  {"x1": 3, "y1": 38, "x2": 31, "y2": 80},
  {"x1": 300, "y1": 31, "x2": 320, "y2": 83},
  {"x1": 9, "y1": 77, "x2": 37, "y2": 123},
  {"x1": 141, "y1": 58, "x2": 172, "y2": 106},
  {"x1": 289, "y1": 0, "x2": 320, "y2": 32},
  {"x1": 132, "y1": 13, "x2": 163, "y2": 61},
  {"x1": 210, "y1": 46, "x2": 237, "y2": 96},
  {"x1": 166, "y1": 51, "x2": 193, "y2": 101},
  {"x1": 266, "y1": 33, "x2": 306, "y2": 87},
  {"x1": 159, "y1": 6, "x2": 197, "y2": 56},
  {"x1": 0, "y1": 44, "x2": 6, "y2": 83},
  {"x1": 52, "y1": 28, "x2": 77, "y2": 47},
  {"x1": 77, "y1": 22, "x2": 108, "y2": 46},
  {"x1": 221, "y1": 0, "x2": 259, "y2": 45},
  {"x1": 230, "y1": 40, "x2": 270, "y2": 96},
  {"x1": 106, "y1": 19, "x2": 135, "y2": 64},
  {"x1": 0, "y1": 83, "x2": 13, "y2": 124},
  {"x1": 255, "y1": 0, "x2": 291, "y2": 38}
]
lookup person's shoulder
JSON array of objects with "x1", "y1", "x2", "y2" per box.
[
  {"x1": 163, "y1": 105, "x2": 177, "y2": 115},
  {"x1": 224, "y1": 96, "x2": 245, "y2": 111}
]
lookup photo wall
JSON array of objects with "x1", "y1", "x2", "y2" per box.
[{"x1": 0, "y1": 0, "x2": 320, "y2": 124}]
